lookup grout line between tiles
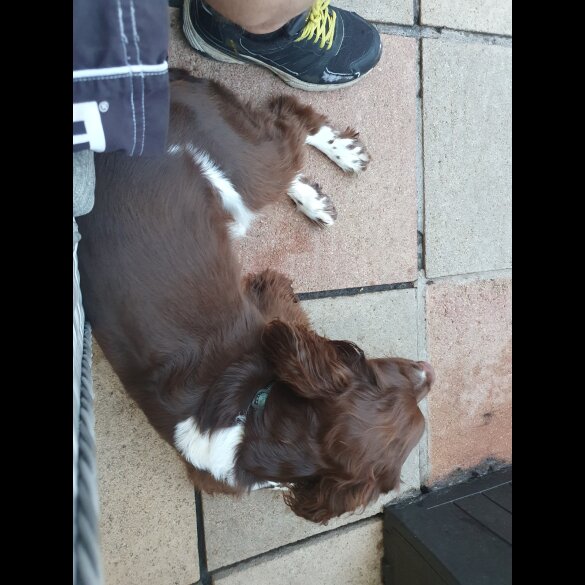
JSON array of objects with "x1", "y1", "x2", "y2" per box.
[
  {"x1": 194, "y1": 490, "x2": 213, "y2": 585},
  {"x1": 297, "y1": 281, "x2": 415, "y2": 301},
  {"x1": 427, "y1": 268, "x2": 512, "y2": 284},
  {"x1": 208, "y1": 514, "x2": 383, "y2": 581},
  {"x1": 416, "y1": 272, "x2": 430, "y2": 487},
  {"x1": 413, "y1": 0, "x2": 421, "y2": 26},
  {"x1": 374, "y1": 22, "x2": 511, "y2": 46},
  {"x1": 413, "y1": 20, "x2": 431, "y2": 487},
  {"x1": 415, "y1": 36, "x2": 425, "y2": 268}
]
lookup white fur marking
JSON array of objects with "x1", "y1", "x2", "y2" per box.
[
  {"x1": 287, "y1": 175, "x2": 335, "y2": 225},
  {"x1": 306, "y1": 126, "x2": 370, "y2": 173},
  {"x1": 174, "y1": 417, "x2": 244, "y2": 486},
  {"x1": 187, "y1": 144, "x2": 255, "y2": 238},
  {"x1": 251, "y1": 481, "x2": 288, "y2": 491}
]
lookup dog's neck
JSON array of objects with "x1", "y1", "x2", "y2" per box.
[
  {"x1": 235, "y1": 385, "x2": 327, "y2": 487},
  {"x1": 236, "y1": 381, "x2": 274, "y2": 424},
  {"x1": 192, "y1": 343, "x2": 275, "y2": 429}
]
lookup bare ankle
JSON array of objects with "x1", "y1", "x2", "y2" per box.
[{"x1": 204, "y1": 0, "x2": 313, "y2": 34}]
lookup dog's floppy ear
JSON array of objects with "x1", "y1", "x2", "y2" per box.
[
  {"x1": 261, "y1": 320, "x2": 350, "y2": 398},
  {"x1": 284, "y1": 476, "x2": 378, "y2": 524}
]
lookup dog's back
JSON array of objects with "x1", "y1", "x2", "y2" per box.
[{"x1": 77, "y1": 79, "x2": 279, "y2": 401}]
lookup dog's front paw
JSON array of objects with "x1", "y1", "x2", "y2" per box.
[
  {"x1": 306, "y1": 126, "x2": 371, "y2": 174},
  {"x1": 330, "y1": 127, "x2": 371, "y2": 173},
  {"x1": 288, "y1": 177, "x2": 337, "y2": 227}
]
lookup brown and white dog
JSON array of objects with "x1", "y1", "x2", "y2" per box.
[{"x1": 77, "y1": 69, "x2": 434, "y2": 523}]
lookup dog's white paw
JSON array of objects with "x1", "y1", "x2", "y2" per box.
[
  {"x1": 306, "y1": 126, "x2": 370, "y2": 173},
  {"x1": 287, "y1": 176, "x2": 337, "y2": 227}
]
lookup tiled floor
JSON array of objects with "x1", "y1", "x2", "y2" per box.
[
  {"x1": 93, "y1": 2, "x2": 511, "y2": 583},
  {"x1": 169, "y1": 25, "x2": 419, "y2": 291},
  {"x1": 93, "y1": 344, "x2": 200, "y2": 585},
  {"x1": 213, "y1": 519, "x2": 384, "y2": 585}
]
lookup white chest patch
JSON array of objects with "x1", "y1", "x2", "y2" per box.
[{"x1": 174, "y1": 417, "x2": 244, "y2": 486}]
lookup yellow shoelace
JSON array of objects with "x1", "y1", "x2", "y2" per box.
[{"x1": 295, "y1": 0, "x2": 337, "y2": 50}]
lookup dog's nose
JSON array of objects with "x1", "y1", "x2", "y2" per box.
[{"x1": 416, "y1": 361, "x2": 435, "y2": 385}]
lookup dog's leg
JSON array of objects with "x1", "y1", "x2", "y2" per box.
[
  {"x1": 263, "y1": 97, "x2": 337, "y2": 225},
  {"x1": 287, "y1": 175, "x2": 337, "y2": 227},
  {"x1": 305, "y1": 126, "x2": 370, "y2": 173},
  {"x1": 268, "y1": 95, "x2": 329, "y2": 137},
  {"x1": 268, "y1": 96, "x2": 370, "y2": 173},
  {"x1": 244, "y1": 269, "x2": 310, "y2": 326}
]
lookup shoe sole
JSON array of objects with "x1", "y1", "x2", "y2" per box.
[{"x1": 182, "y1": 0, "x2": 372, "y2": 92}]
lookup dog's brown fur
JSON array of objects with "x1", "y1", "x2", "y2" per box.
[{"x1": 77, "y1": 70, "x2": 433, "y2": 523}]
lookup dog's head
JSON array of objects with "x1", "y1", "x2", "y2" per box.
[{"x1": 257, "y1": 320, "x2": 434, "y2": 523}]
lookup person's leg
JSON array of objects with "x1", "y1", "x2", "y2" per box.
[
  {"x1": 182, "y1": 0, "x2": 383, "y2": 91},
  {"x1": 205, "y1": 0, "x2": 313, "y2": 34}
]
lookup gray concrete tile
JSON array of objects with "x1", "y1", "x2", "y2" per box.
[
  {"x1": 203, "y1": 443, "x2": 419, "y2": 571},
  {"x1": 421, "y1": 0, "x2": 512, "y2": 35},
  {"x1": 334, "y1": 0, "x2": 414, "y2": 25},
  {"x1": 214, "y1": 519, "x2": 383, "y2": 585},
  {"x1": 93, "y1": 343, "x2": 200, "y2": 585},
  {"x1": 423, "y1": 40, "x2": 512, "y2": 277},
  {"x1": 304, "y1": 289, "x2": 421, "y2": 490},
  {"x1": 303, "y1": 288, "x2": 418, "y2": 359},
  {"x1": 202, "y1": 291, "x2": 421, "y2": 570}
]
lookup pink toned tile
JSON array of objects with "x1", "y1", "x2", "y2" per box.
[
  {"x1": 426, "y1": 278, "x2": 512, "y2": 482},
  {"x1": 169, "y1": 11, "x2": 418, "y2": 291}
]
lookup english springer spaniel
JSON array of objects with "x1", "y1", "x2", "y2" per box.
[{"x1": 77, "y1": 69, "x2": 434, "y2": 523}]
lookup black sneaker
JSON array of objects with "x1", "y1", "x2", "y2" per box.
[{"x1": 182, "y1": 0, "x2": 382, "y2": 91}]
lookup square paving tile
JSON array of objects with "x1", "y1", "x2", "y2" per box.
[
  {"x1": 421, "y1": 0, "x2": 512, "y2": 35},
  {"x1": 202, "y1": 291, "x2": 422, "y2": 570},
  {"x1": 93, "y1": 343, "x2": 200, "y2": 585},
  {"x1": 425, "y1": 278, "x2": 512, "y2": 482},
  {"x1": 334, "y1": 0, "x2": 414, "y2": 25},
  {"x1": 169, "y1": 11, "x2": 418, "y2": 291},
  {"x1": 303, "y1": 288, "x2": 418, "y2": 359},
  {"x1": 214, "y1": 519, "x2": 383, "y2": 585},
  {"x1": 422, "y1": 40, "x2": 512, "y2": 277}
]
